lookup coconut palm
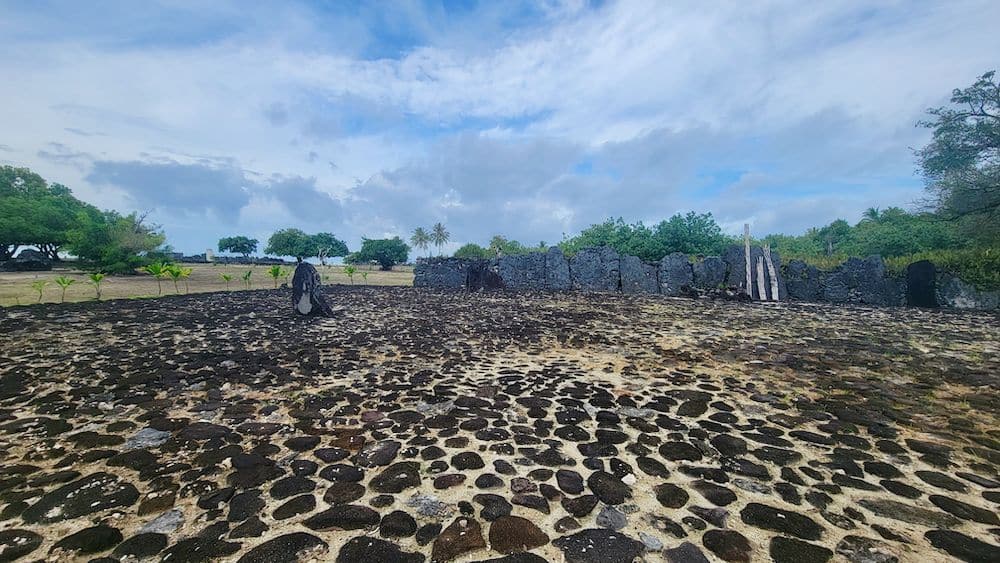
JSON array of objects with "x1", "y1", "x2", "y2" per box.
[
  {"x1": 267, "y1": 265, "x2": 288, "y2": 288},
  {"x1": 344, "y1": 265, "x2": 357, "y2": 284},
  {"x1": 410, "y1": 227, "x2": 431, "y2": 257},
  {"x1": 179, "y1": 267, "x2": 193, "y2": 293},
  {"x1": 144, "y1": 262, "x2": 168, "y2": 295},
  {"x1": 30, "y1": 280, "x2": 48, "y2": 303},
  {"x1": 54, "y1": 276, "x2": 75, "y2": 303},
  {"x1": 360, "y1": 271, "x2": 368, "y2": 285},
  {"x1": 221, "y1": 273, "x2": 233, "y2": 290},
  {"x1": 166, "y1": 265, "x2": 183, "y2": 294},
  {"x1": 242, "y1": 270, "x2": 252, "y2": 290},
  {"x1": 862, "y1": 207, "x2": 881, "y2": 223},
  {"x1": 431, "y1": 223, "x2": 450, "y2": 256},
  {"x1": 89, "y1": 273, "x2": 105, "y2": 300}
]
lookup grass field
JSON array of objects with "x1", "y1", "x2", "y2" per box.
[{"x1": 0, "y1": 262, "x2": 414, "y2": 306}]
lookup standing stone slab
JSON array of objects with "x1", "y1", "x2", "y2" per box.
[
  {"x1": 658, "y1": 253, "x2": 693, "y2": 296},
  {"x1": 413, "y1": 258, "x2": 469, "y2": 289},
  {"x1": 292, "y1": 262, "x2": 334, "y2": 317},
  {"x1": 822, "y1": 256, "x2": 903, "y2": 306},
  {"x1": 785, "y1": 260, "x2": 823, "y2": 301},
  {"x1": 692, "y1": 256, "x2": 726, "y2": 289},
  {"x1": 499, "y1": 253, "x2": 546, "y2": 290},
  {"x1": 620, "y1": 256, "x2": 659, "y2": 294},
  {"x1": 570, "y1": 247, "x2": 620, "y2": 292},
  {"x1": 906, "y1": 260, "x2": 937, "y2": 307},
  {"x1": 936, "y1": 273, "x2": 999, "y2": 310},
  {"x1": 545, "y1": 247, "x2": 571, "y2": 290}
]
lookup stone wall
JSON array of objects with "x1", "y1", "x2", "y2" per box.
[{"x1": 414, "y1": 246, "x2": 998, "y2": 310}]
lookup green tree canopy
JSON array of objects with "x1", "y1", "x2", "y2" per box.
[
  {"x1": 560, "y1": 212, "x2": 731, "y2": 261},
  {"x1": 0, "y1": 165, "x2": 98, "y2": 260},
  {"x1": 410, "y1": 227, "x2": 431, "y2": 257},
  {"x1": 453, "y1": 242, "x2": 491, "y2": 259},
  {"x1": 348, "y1": 237, "x2": 409, "y2": 270},
  {"x1": 917, "y1": 70, "x2": 1000, "y2": 244},
  {"x1": 218, "y1": 236, "x2": 258, "y2": 258},
  {"x1": 311, "y1": 232, "x2": 349, "y2": 265},
  {"x1": 68, "y1": 210, "x2": 168, "y2": 274}
]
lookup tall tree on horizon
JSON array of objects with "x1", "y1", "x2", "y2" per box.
[
  {"x1": 410, "y1": 227, "x2": 431, "y2": 257},
  {"x1": 431, "y1": 223, "x2": 450, "y2": 256}
]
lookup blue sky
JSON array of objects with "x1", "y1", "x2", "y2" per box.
[{"x1": 1, "y1": 0, "x2": 998, "y2": 254}]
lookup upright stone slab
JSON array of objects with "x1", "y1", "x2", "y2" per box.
[
  {"x1": 936, "y1": 273, "x2": 1000, "y2": 310},
  {"x1": 620, "y1": 256, "x2": 659, "y2": 294},
  {"x1": 906, "y1": 260, "x2": 937, "y2": 308},
  {"x1": 785, "y1": 260, "x2": 823, "y2": 301},
  {"x1": 692, "y1": 256, "x2": 726, "y2": 289},
  {"x1": 292, "y1": 262, "x2": 334, "y2": 317},
  {"x1": 545, "y1": 247, "x2": 571, "y2": 290},
  {"x1": 823, "y1": 255, "x2": 903, "y2": 306},
  {"x1": 413, "y1": 258, "x2": 469, "y2": 289},
  {"x1": 570, "y1": 247, "x2": 620, "y2": 291},
  {"x1": 499, "y1": 253, "x2": 546, "y2": 290},
  {"x1": 658, "y1": 253, "x2": 693, "y2": 296}
]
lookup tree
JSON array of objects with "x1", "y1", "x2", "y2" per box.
[
  {"x1": 454, "y1": 243, "x2": 491, "y2": 259},
  {"x1": 265, "y1": 228, "x2": 313, "y2": 260},
  {"x1": 166, "y1": 265, "x2": 183, "y2": 294},
  {"x1": 89, "y1": 272, "x2": 105, "y2": 300},
  {"x1": 30, "y1": 280, "x2": 48, "y2": 303},
  {"x1": 351, "y1": 237, "x2": 410, "y2": 270},
  {"x1": 68, "y1": 211, "x2": 167, "y2": 274},
  {"x1": 814, "y1": 219, "x2": 852, "y2": 256},
  {"x1": 344, "y1": 265, "x2": 357, "y2": 284},
  {"x1": 431, "y1": 223, "x2": 450, "y2": 256},
  {"x1": 54, "y1": 276, "x2": 75, "y2": 303},
  {"x1": 0, "y1": 165, "x2": 98, "y2": 260},
  {"x1": 144, "y1": 262, "x2": 169, "y2": 295},
  {"x1": 410, "y1": 227, "x2": 431, "y2": 257},
  {"x1": 917, "y1": 70, "x2": 1000, "y2": 244},
  {"x1": 311, "y1": 232, "x2": 349, "y2": 266},
  {"x1": 220, "y1": 273, "x2": 233, "y2": 290},
  {"x1": 653, "y1": 212, "x2": 731, "y2": 257},
  {"x1": 267, "y1": 265, "x2": 290, "y2": 288},
  {"x1": 218, "y1": 236, "x2": 258, "y2": 259}
]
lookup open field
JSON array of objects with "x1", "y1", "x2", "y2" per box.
[
  {"x1": 0, "y1": 263, "x2": 414, "y2": 306},
  {"x1": 0, "y1": 288, "x2": 998, "y2": 562}
]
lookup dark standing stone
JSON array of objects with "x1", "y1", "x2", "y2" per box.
[
  {"x1": 741, "y1": 502, "x2": 824, "y2": 540},
  {"x1": 546, "y1": 246, "x2": 571, "y2": 290},
  {"x1": 620, "y1": 256, "x2": 659, "y2": 294},
  {"x1": 336, "y1": 535, "x2": 425, "y2": 563},
  {"x1": 701, "y1": 529, "x2": 752, "y2": 562},
  {"x1": 467, "y1": 260, "x2": 503, "y2": 291},
  {"x1": 499, "y1": 253, "x2": 546, "y2": 290},
  {"x1": 236, "y1": 532, "x2": 328, "y2": 563},
  {"x1": 769, "y1": 536, "x2": 833, "y2": 563},
  {"x1": 22, "y1": 472, "x2": 139, "y2": 524},
  {"x1": 292, "y1": 262, "x2": 334, "y2": 317},
  {"x1": 693, "y1": 257, "x2": 726, "y2": 289},
  {"x1": 658, "y1": 253, "x2": 693, "y2": 296},
  {"x1": 906, "y1": 260, "x2": 937, "y2": 307},
  {"x1": 570, "y1": 247, "x2": 620, "y2": 291},
  {"x1": 0, "y1": 249, "x2": 51, "y2": 272},
  {"x1": 785, "y1": 260, "x2": 822, "y2": 301},
  {"x1": 552, "y1": 529, "x2": 644, "y2": 563},
  {"x1": 414, "y1": 258, "x2": 469, "y2": 289}
]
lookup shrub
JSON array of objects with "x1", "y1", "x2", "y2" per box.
[
  {"x1": 53, "y1": 276, "x2": 75, "y2": 303},
  {"x1": 885, "y1": 248, "x2": 999, "y2": 290},
  {"x1": 89, "y1": 272, "x2": 105, "y2": 300}
]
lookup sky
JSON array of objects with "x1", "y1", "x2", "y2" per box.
[{"x1": 1, "y1": 0, "x2": 998, "y2": 255}]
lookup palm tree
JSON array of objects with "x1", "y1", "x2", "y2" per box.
[
  {"x1": 144, "y1": 262, "x2": 168, "y2": 295},
  {"x1": 344, "y1": 265, "x2": 357, "y2": 284},
  {"x1": 862, "y1": 207, "x2": 881, "y2": 223},
  {"x1": 54, "y1": 276, "x2": 75, "y2": 303},
  {"x1": 220, "y1": 273, "x2": 233, "y2": 290},
  {"x1": 431, "y1": 223, "x2": 450, "y2": 256},
  {"x1": 89, "y1": 273, "x2": 105, "y2": 300},
  {"x1": 410, "y1": 227, "x2": 431, "y2": 257},
  {"x1": 31, "y1": 280, "x2": 48, "y2": 303},
  {"x1": 166, "y1": 265, "x2": 183, "y2": 294}
]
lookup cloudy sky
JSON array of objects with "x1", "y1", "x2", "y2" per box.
[{"x1": 2, "y1": 0, "x2": 998, "y2": 255}]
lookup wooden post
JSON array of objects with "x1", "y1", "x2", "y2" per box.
[
  {"x1": 756, "y1": 256, "x2": 767, "y2": 301},
  {"x1": 743, "y1": 224, "x2": 752, "y2": 297},
  {"x1": 762, "y1": 245, "x2": 779, "y2": 302}
]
